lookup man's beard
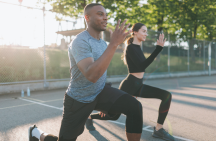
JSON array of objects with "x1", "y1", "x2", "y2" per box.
[{"x1": 91, "y1": 22, "x2": 106, "y2": 31}]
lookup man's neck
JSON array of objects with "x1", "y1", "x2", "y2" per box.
[{"x1": 87, "y1": 27, "x2": 101, "y2": 40}]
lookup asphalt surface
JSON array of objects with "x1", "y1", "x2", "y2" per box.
[{"x1": 0, "y1": 75, "x2": 216, "y2": 141}]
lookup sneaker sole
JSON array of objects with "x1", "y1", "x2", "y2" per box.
[
  {"x1": 28, "y1": 125, "x2": 36, "y2": 141},
  {"x1": 152, "y1": 133, "x2": 174, "y2": 141}
]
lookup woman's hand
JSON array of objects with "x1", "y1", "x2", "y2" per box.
[
  {"x1": 99, "y1": 111, "x2": 106, "y2": 118},
  {"x1": 157, "y1": 33, "x2": 166, "y2": 47}
]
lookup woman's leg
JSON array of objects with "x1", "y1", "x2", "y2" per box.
[
  {"x1": 134, "y1": 84, "x2": 172, "y2": 126},
  {"x1": 100, "y1": 94, "x2": 142, "y2": 141},
  {"x1": 107, "y1": 94, "x2": 143, "y2": 134},
  {"x1": 90, "y1": 113, "x2": 121, "y2": 120},
  {"x1": 133, "y1": 84, "x2": 174, "y2": 141},
  {"x1": 86, "y1": 112, "x2": 120, "y2": 131}
]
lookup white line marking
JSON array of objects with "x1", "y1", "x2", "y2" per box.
[
  {"x1": 108, "y1": 120, "x2": 125, "y2": 126},
  {"x1": 143, "y1": 125, "x2": 151, "y2": 130},
  {"x1": 23, "y1": 97, "x2": 45, "y2": 102},
  {"x1": 0, "y1": 103, "x2": 34, "y2": 110},
  {"x1": 19, "y1": 98, "x2": 194, "y2": 141},
  {"x1": 19, "y1": 98, "x2": 62, "y2": 111}
]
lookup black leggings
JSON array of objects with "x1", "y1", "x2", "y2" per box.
[
  {"x1": 91, "y1": 74, "x2": 172, "y2": 125},
  {"x1": 42, "y1": 86, "x2": 143, "y2": 141},
  {"x1": 105, "y1": 94, "x2": 143, "y2": 133}
]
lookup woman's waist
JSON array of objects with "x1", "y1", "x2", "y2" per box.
[
  {"x1": 129, "y1": 72, "x2": 144, "y2": 79},
  {"x1": 119, "y1": 74, "x2": 143, "y2": 95}
]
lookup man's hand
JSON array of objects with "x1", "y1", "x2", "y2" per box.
[
  {"x1": 109, "y1": 19, "x2": 131, "y2": 47},
  {"x1": 99, "y1": 111, "x2": 106, "y2": 118},
  {"x1": 76, "y1": 19, "x2": 131, "y2": 83},
  {"x1": 156, "y1": 33, "x2": 166, "y2": 47}
]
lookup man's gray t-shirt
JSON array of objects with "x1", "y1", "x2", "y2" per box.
[{"x1": 66, "y1": 30, "x2": 107, "y2": 103}]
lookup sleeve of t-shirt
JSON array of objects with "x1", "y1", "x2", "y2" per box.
[{"x1": 71, "y1": 39, "x2": 93, "y2": 64}]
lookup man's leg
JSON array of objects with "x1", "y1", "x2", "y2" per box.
[
  {"x1": 85, "y1": 82, "x2": 121, "y2": 131},
  {"x1": 108, "y1": 95, "x2": 143, "y2": 141},
  {"x1": 85, "y1": 112, "x2": 121, "y2": 131},
  {"x1": 95, "y1": 85, "x2": 143, "y2": 141},
  {"x1": 90, "y1": 112, "x2": 121, "y2": 120},
  {"x1": 29, "y1": 125, "x2": 77, "y2": 141},
  {"x1": 58, "y1": 93, "x2": 97, "y2": 140},
  {"x1": 29, "y1": 125, "x2": 59, "y2": 141},
  {"x1": 29, "y1": 93, "x2": 97, "y2": 141}
]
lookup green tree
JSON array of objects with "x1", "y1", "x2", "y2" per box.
[
  {"x1": 169, "y1": 0, "x2": 216, "y2": 60},
  {"x1": 45, "y1": 0, "x2": 139, "y2": 28}
]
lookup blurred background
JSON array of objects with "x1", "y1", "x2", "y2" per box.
[{"x1": 0, "y1": 0, "x2": 215, "y2": 85}]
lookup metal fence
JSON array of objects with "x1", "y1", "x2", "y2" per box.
[
  {"x1": 1, "y1": 32, "x2": 215, "y2": 85},
  {"x1": 1, "y1": 34, "x2": 215, "y2": 85}
]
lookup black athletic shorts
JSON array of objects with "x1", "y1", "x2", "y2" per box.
[{"x1": 58, "y1": 83, "x2": 127, "y2": 139}]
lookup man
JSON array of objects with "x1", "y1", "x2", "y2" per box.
[{"x1": 29, "y1": 3, "x2": 143, "y2": 141}]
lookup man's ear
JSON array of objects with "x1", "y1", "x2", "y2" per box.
[{"x1": 85, "y1": 15, "x2": 90, "y2": 22}]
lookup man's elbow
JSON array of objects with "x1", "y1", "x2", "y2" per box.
[{"x1": 85, "y1": 69, "x2": 101, "y2": 83}]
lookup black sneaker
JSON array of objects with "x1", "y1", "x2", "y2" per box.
[
  {"x1": 85, "y1": 119, "x2": 96, "y2": 131},
  {"x1": 28, "y1": 125, "x2": 39, "y2": 141},
  {"x1": 152, "y1": 127, "x2": 175, "y2": 141}
]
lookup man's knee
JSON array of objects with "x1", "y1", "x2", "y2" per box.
[
  {"x1": 126, "y1": 99, "x2": 143, "y2": 133},
  {"x1": 112, "y1": 114, "x2": 121, "y2": 120},
  {"x1": 131, "y1": 100, "x2": 142, "y2": 115}
]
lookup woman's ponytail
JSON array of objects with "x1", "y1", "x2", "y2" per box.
[
  {"x1": 121, "y1": 36, "x2": 134, "y2": 65},
  {"x1": 126, "y1": 36, "x2": 134, "y2": 45}
]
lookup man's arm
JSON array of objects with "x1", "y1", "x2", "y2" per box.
[{"x1": 77, "y1": 19, "x2": 131, "y2": 83}]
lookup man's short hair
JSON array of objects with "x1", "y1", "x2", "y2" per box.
[{"x1": 84, "y1": 3, "x2": 103, "y2": 15}]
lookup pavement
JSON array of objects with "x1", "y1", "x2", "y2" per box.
[{"x1": 0, "y1": 75, "x2": 216, "y2": 141}]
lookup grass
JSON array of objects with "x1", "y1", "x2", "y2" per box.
[{"x1": 0, "y1": 48, "x2": 215, "y2": 83}]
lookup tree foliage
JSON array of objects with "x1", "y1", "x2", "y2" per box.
[{"x1": 45, "y1": 0, "x2": 216, "y2": 41}]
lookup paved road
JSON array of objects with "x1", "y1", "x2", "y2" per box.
[{"x1": 0, "y1": 75, "x2": 215, "y2": 141}]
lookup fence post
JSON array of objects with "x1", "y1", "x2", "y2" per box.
[
  {"x1": 187, "y1": 40, "x2": 190, "y2": 74},
  {"x1": 203, "y1": 41, "x2": 205, "y2": 71},
  {"x1": 214, "y1": 42, "x2": 216, "y2": 70},
  {"x1": 168, "y1": 34, "x2": 170, "y2": 75},
  {"x1": 208, "y1": 42, "x2": 211, "y2": 76},
  {"x1": 43, "y1": 4, "x2": 48, "y2": 88}
]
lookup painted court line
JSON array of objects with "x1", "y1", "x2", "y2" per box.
[
  {"x1": 22, "y1": 97, "x2": 45, "y2": 102},
  {"x1": 19, "y1": 98, "x2": 193, "y2": 141},
  {"x1": 0, "y1": 103, "x2": 34, "y2": 110},
  {"x1": 0, "y1": 98, "x2": 63, "y2": 110},
  {"x1": 19, "y1": 98, "x2": 62, "y2": 110}
]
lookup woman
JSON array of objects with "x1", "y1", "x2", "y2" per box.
[{"x1": 86, "y1": 23, "x2": 175, "y2": 141}]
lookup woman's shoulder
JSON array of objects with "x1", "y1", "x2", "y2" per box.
[
  {"x1": 126, "y1": 43, "x2": 140, "y2": 51},
  {"x1": 126, "y1": 43, "x2": 135, "y2": 50}
]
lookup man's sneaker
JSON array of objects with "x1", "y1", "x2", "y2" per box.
[
  {"x1": 28, "y1": 125, "x2": 39, "y2": 141},
  {"x1": 85, "y1": 119, "x2": 96, "y2": 131},
  {"x1": 152, "y1": 127, "x2": 175, "y2": 141}
]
